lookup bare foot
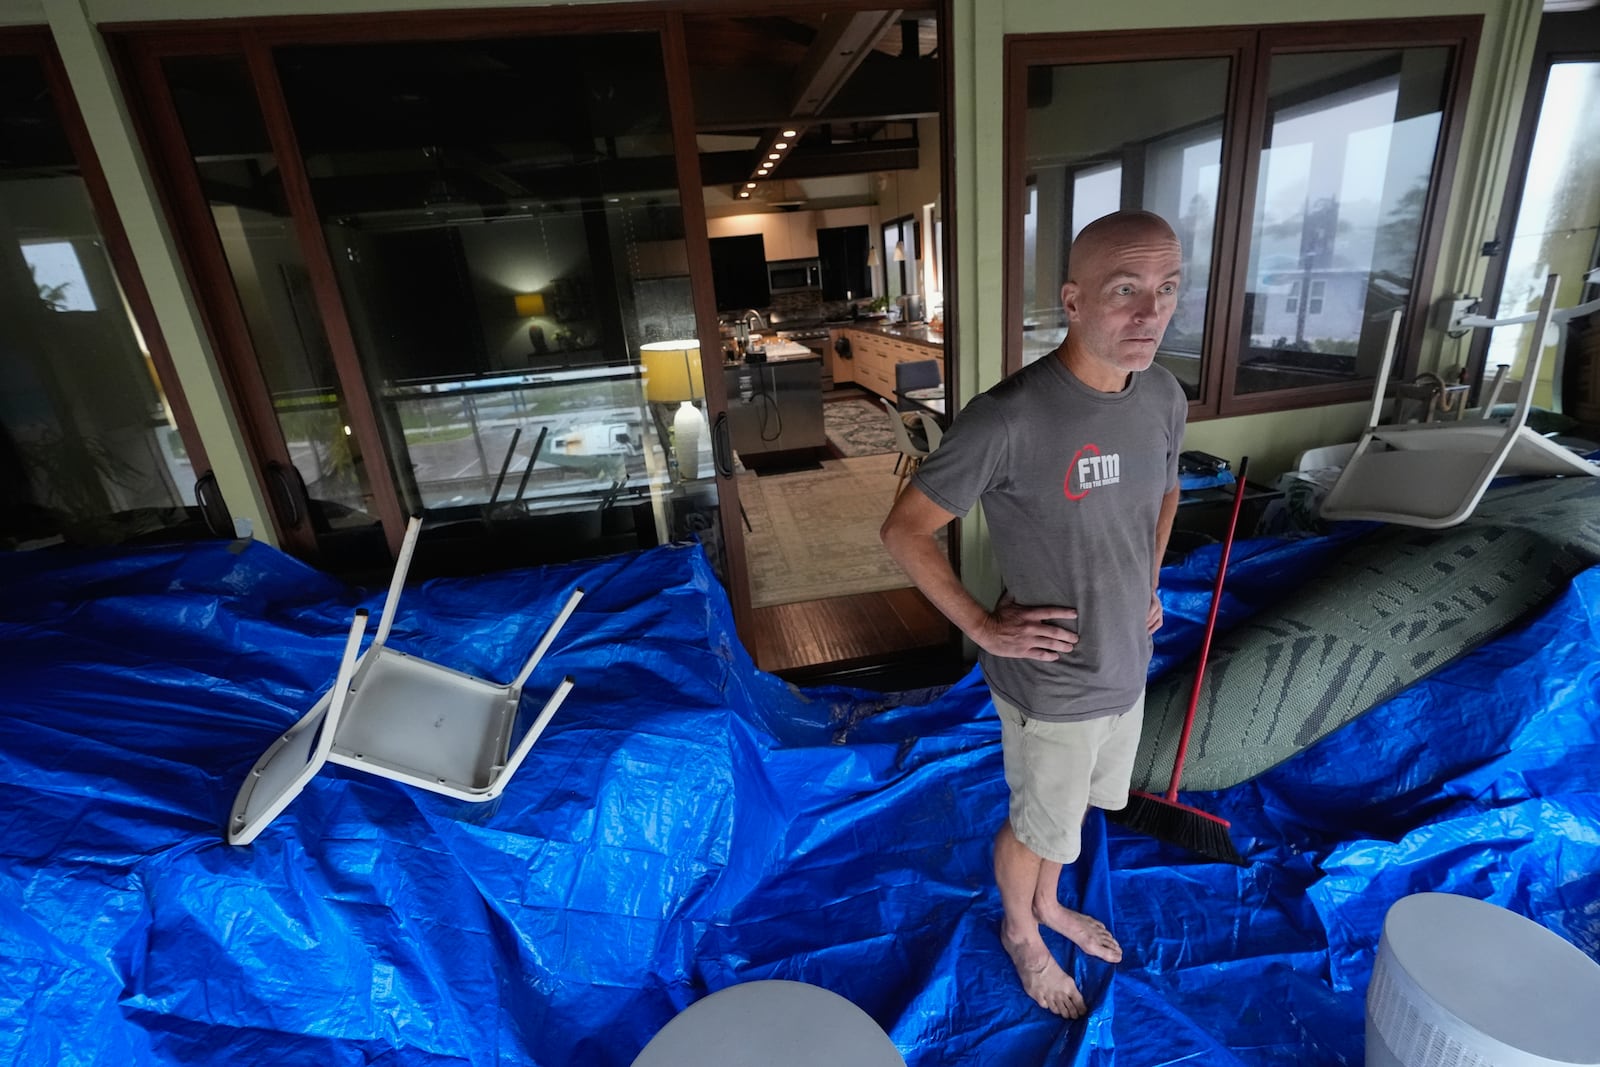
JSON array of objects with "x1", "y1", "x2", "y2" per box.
[
  {"x1": 1034, "y1": 901, "x2": 1122, "y2": 964},
  {"x1": 1001, "y1": 930, "x2": 1087, "y2": 1018}
]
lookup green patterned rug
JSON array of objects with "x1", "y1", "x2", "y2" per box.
[
  {"x1": 1134, "y1": 474, "x2": 1600, "y2": 792},
  {"x1": 824, "y1": 396, "x2": 896, "y2": 458}
]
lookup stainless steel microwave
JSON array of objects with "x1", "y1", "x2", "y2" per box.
[{"x1": 768, "y1": 258, "x2": 821, "y2": 293}]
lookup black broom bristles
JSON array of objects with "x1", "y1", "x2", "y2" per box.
[
  {"x1": 1112, "y1": 458, "x2": 1255, "y2": 866},
  {"x1": 1109, "y1": 790, "x2": 1247, "y2": 866}
]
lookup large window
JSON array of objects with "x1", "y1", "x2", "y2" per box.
[
  {"x1": 1, "y1": 36, "x2": 214, "y2": 549},
  {"x1": 1007, "y1": 20, "x2": 1477, "y2": 417}
]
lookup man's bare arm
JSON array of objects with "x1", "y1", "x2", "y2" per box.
[
  {"x1": 1153, "y1": 484, "x2": 1180, "y2": 590},
  {"x1": 1147, "y1": 483, "x2": 1182, "y2": 634},
  {"x1": 880, "y1": 485, "x2": 1078, "y2": 661}
]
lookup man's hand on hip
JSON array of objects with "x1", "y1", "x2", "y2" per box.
[
  {"x1": 1147, "y1": 590, "x2": 1164, "y2": 635},
  {"x1": 975, "y1": 592, "x2": 1079, "y2": 661}
]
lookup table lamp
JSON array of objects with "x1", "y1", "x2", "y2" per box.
[{"x1": 639, "y1": 340, "x2": 709, "y2": 480}]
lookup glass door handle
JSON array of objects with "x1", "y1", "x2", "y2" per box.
[
  {"x1": 265, "y1": 460, "x2": 306, "y2": 528},
  {"x1": 712, "y1": 412, "x2": 733, "y2": 477},
  {"x1": 194, "y1": 472, "x2": 233, "y2": 538}
]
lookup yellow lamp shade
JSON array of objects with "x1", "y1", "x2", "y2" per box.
[
  {"x1": 514, "y1": 292, "x2": 547, "y2": 317},
  {"x1": 639, "y1": 341, "x2": 703, "y2": 404}
]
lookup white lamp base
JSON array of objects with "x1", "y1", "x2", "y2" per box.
[{"x1": 673, "y1": 400, "x2": 709, "y2": 481}]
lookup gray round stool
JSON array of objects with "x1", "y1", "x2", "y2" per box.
[
  {"x1": 631, "y1": 980, "x2": 906, "y2": 1067},
  {"x1": 1367, "y1": 892, "x2": 1600, "y2": 1066}
]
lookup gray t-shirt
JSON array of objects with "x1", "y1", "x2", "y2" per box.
[{"x1": 911, "y1": 354, "x2": 1187, "y2": 721}]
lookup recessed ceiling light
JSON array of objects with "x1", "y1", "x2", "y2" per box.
[
  {"x1": 739, "y1": 191, "x2": 750, "y2": 198},
  {"x1": 746, "y1": 182, "x2": 757, "y2": 188},
  {"x1": 775, "y1": 142, "x2": 788, "y2": 150},
  {"x1": 768, "y1": 152, "x2": 781, "y2": 160},
  {"x1": 782, "y1": 129, "x2": 798, "y2": 138}
]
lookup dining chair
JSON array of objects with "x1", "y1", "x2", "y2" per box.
[{"x1": 880, "y1": 397, "x2": 942, "y2": 498}]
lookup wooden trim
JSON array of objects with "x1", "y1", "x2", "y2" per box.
[
  {"x1": 1002, "y1": 34, "x2": 1025, "y2": 377},
  {"x1": 18, "y1": 33, "x2": 217, "y2": 504},
  {"x1": 937, "y1": 0, "x2": 960, "y2": 589},
  {"x1": 103, "y1": 0, "x2": 911, "y2": 45},
  {"x1": 663, "y1": 10, "x2": 754, "y2": 633},
  {"x1": 1211, "y1": 29, "x2": 1273, "y2": 419},
  {"x1": 117, "y1": 39, "x2": 321, "y2": 557},
  {"x1": 242, "y1": 32, "x2": 409, "y2": 557}
]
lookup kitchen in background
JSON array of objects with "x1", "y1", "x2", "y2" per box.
[{"x1": 679, "y1": 10, "x2": 956, "y2": 680}]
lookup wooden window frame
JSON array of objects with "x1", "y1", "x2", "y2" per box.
[{"x1": 1004, "y1": 17, "x2": 1481, "y2": 421}]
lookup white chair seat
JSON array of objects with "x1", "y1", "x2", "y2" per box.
[
  {"x1": 1322, "y1": 275, "x2": 1599, "y2": 529},
  {"x1": 228, "y1": 516, "x2": 582, "y2": 845}
]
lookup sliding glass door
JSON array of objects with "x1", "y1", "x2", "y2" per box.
[{"x1": 124, "y1": 19, "x2": 736, "y2": 583}]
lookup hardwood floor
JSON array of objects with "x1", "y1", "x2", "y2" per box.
[{"x1": 748, "y1": 585, "x2": 957, "y2": 677}]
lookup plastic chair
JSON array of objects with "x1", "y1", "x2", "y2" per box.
[
  {"x1": 1320, "y1": 274, "x2": 1599, "y2": 529},
  {"x1": 894, "y1": 358, "x2": 942, "y2": 412},
  {"x1": 880, "y1": 397, "x2": 942, "y2": 498},
  {"x1": 228, "y1": 515, "x2": 583, "y2": 845}
]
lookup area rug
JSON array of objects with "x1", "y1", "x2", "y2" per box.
[
  {"x1": 739, "y1": 453, "x2": 936, "y2": 608},
  {"x1": 824, "y1": 396, "x2": 897, "y2": 457}
]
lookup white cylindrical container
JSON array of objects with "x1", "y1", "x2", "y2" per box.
[{"x1": 1367, "y1": 892, "x2": 1600, "y2": 1066}]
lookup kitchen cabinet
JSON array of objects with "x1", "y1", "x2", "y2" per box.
[
  {"x1": 843, "y1": 329, "x2": 942, "y2": 404},
  {"x1": 706, "y1": 211, "x2": 824, "y2": 263}
]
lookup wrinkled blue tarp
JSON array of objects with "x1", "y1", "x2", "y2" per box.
[{"x1": 0, "y1": 530, "x2": 1595, "y2": 1065}]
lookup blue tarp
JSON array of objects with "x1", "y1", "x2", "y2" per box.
[{"x1": 0, "y1": 531, "x2": 1595, "y2": 1065}]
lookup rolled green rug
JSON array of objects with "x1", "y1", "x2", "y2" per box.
[{"x1": 1133, "y1": 474, "x2": 1600, "y2": 793}]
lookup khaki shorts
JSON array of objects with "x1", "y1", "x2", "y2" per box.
[{"x1": 994, "y1": 690, "x2": 1145, "y2": 865}]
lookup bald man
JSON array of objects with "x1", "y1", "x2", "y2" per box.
[{"x1": 881, "y1": 211, "x2": 1187, "y2": 1019}]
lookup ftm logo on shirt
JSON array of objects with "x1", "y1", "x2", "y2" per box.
[{"x1": 1063, "y1": 443, "x2": 1121, "y2": 500}]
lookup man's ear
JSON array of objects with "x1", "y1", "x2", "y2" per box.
[{"x1": 1060, "y1": 281, "x2": 1079, "y2": 323}]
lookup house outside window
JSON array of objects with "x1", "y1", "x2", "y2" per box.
[{"x1": 1006, "y1": 19, "x2": 1479, "y2": 418}]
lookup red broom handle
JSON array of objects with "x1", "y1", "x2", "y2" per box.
[{"x1": 1166, "y1": 456, "x2": 1250, "y2": 802}]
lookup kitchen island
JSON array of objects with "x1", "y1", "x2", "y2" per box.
[{"x1": 723, "y1": 340, "x2": 825, "y2": 458}]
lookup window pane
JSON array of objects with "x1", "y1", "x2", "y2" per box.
[
  {"x1": 1486, "y1": 61, "x2": 1600, "y2": 409},
  {"x1": 1, "y1": 55, "x2": 196, "y2": 549},
  {"x1": 1236, "y1": 47, "x2": 1451, "y2": 395},
  {"x1": 273, "y1": 34, "x2": 724, "y2": 572},
  {"x1": 1020, "y1": 57, "x2": 1230, "y2": 389},
  {"x1": 162, "y1": 54, "x2": 381, "y2": 555}
]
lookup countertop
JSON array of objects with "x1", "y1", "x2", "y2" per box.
[
  {"x1": 723, "y1": 339, "x2": 820, "y2": 366},
  {"x1": 834, "y1": 322, "x2": 944, "y2": 348}
]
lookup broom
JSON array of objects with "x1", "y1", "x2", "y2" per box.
[{"x1": 1110, "y1": 456, "x2": 1251, "y2": 866}]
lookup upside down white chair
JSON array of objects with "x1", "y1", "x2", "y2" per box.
[
  {"x1": 1320, "y1": 274, "x2": 1600, "y2": 529},
  {"x1": 228, "y1": 516, "x2": 583, "y2": 845}
]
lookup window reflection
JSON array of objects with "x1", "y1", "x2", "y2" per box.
[
  {"x1": 1236, "y1": 48, "x2": 1449, "y2": 394},
  {"x1": 162, "y1": 54, "x2": 378, "y2": 544},
  {"x1": 1019, "y1": 57, "x2": 1229, "y2": 390},
  {"x1": 273, "y1": 33, "x2": 721, "y2": 568},
  {"x1": 1, "y1": 54, "x2": 195, "y2": 549}
]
